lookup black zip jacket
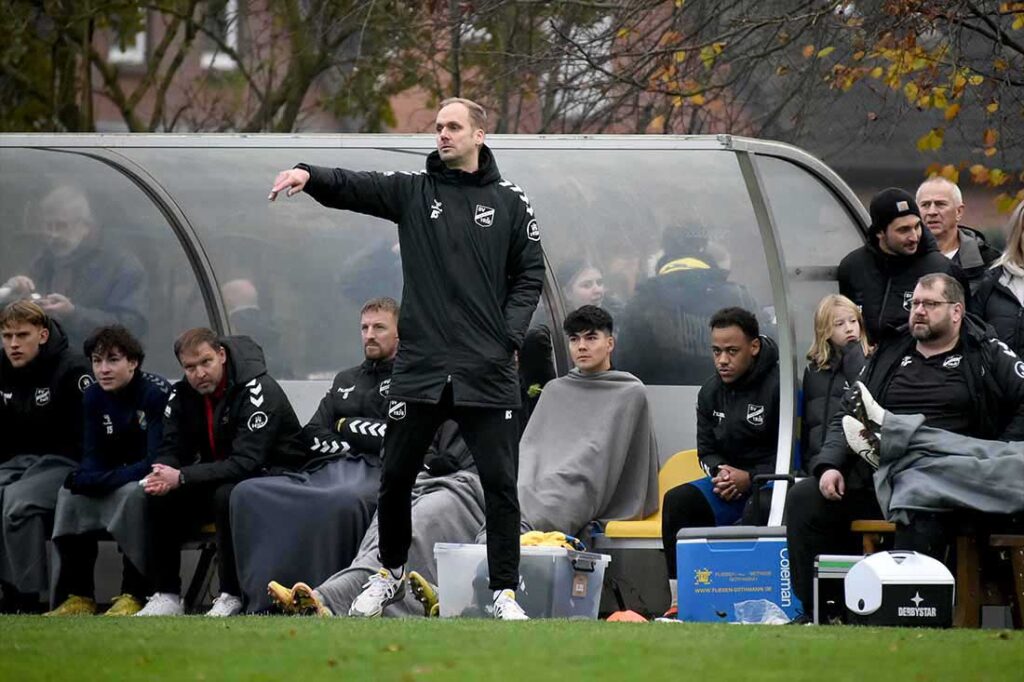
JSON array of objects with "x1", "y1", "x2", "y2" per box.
[
  {"x1": 65, "y1": 371, "x2": 171, "y2": 496},
  {"x1": 970, "y1": 265, "x2": 1024, "y2": 357},
  {"x1": 298, "y1": 145, "x2": 545, "y2": 408},
  {"x1": 0, "y1": 318, "x2": 92, "y2": 461},
  {"x1": 815, "y1": 315, "x2": 1024, "y2": 489},
  {"x1": 838, "y1": 227, "x2": 970, "y2": 344},
  {"x1": 302, "y1": 357, "x2": 394, "y2": 466},
  {"x1": 154, "y1": 336, "x2": 306, "y2": 485},
  {"x1": 801, "y1": 342, "x2": 867, "y2": 474},
  {"x1": 952, "y1": 226, "x2": 1001, "y2": 292},
  {"x1": 695, "y1": 336, "x2": 780, "y2": 478}
]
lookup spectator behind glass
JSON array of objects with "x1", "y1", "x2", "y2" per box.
[
  {"x1": 800, "y1": 294, "x2": 869, "y2": 474},
  {"x1": 1, "y1": 186, "x2": 149, "y2": 348},
  {"x1": 221, "y1": 278, "x2": 290, "y2": 378},
  {"x1": 557, "y1": 259, "x2": 606, "y2": 311},
  {"x1": 971, "y1": 202, "x2": 1024, "y2": 356},
  {"x1": 615, "y1": 224, "x2": 761, "y2": 385}
]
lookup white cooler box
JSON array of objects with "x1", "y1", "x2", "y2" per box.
[
  {"x1": 434, "y1": 543, "x2": 610, "y2": 619},
  {"x1": 845, "y1": 551, "x2": 955, "y2": 628}
]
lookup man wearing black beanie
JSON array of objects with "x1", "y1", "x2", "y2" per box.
[{"x1": 838, "y1": 187, "x2": 969, "y2": 344}]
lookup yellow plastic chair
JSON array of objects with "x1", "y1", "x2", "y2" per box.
[{"x1": 604, "y1": 449, "x2": 705, "y2": 539}]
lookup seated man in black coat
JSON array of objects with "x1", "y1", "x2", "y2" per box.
[
  {"x1": 136, "y1": 328, "x2": 306, "y2": 617},
  {"x1": 660, "y1": 307, "x2": 779, "y2": 617}
]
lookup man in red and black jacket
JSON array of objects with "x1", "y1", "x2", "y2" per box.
[{"x1": 137, "y1": 328, "x2": 304, "y2": 617}]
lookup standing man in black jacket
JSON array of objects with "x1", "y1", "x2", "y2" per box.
[
  {"x1": 838, "y1": 187, "x2": 968, "y2": 344},
  {"x1": 136, "y1": 328, "x2": 306, "y2": 617},
  {"x1": 786, "y1": 273, "x2": 1024, "y2": 620},
  {"x1": 916, "y1": 177, "x2": 1000, "y2": 292},
  {"x1": 269, "y1": 97, "x2": 544, "y2": 620},
  {"x1": 659, "y1": 307, "x2": 779, "y2": 618},
  {"x1": 0, "y1": 301, "x2": 92, "y2": 612}
]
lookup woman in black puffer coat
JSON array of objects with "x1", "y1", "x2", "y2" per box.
[
  {"x1": 971, "y1": 203, "x2": 1022, "y2": 355},
  {"x1": 801, "y1": 294, "x2": 869, "y2": 475}
]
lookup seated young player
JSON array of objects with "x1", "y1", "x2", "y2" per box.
[
  {"x1": 0, "y1": 301, "x2": 92, "y2": 613},
  {"x1": 135, "y1": 328, "x2": 306, "y2": 617},
  {"x1": 47, "y1": 326, "x2": 171, "y2": 616},
  {"x1": 660, "y1": 307, "x2": 780, "y2": 618},
  {"x1": 229, "y1": 298, "x2": 397, "y2": 612},
  {"x1": 267, "y1": 305, "x2": 660, "y2": 618}
]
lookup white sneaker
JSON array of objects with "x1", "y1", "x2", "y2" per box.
[
  {"x1": 852, "y1": 381, "x2": 886, "y2": 427},
  {"x1": 348, "y1": 568, "x2": 406, "y2": 618},
  {"x1": 206, "y1": 593, "x2": 243, "y2": 617},
  {"x1": 843, "y1": 415, "x2": 880, "y2": 469},
  {"x1": 492, "y1": 589, "x2": 529, "y2": 621},
  {"x1": 134, "y1": 592, "x2": 184, "y2": 617}
]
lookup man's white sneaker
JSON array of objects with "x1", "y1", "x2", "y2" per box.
[
  {"x1": 206, "y1": 593, "x2": 243, "y2": 617},
  {"x1": 348, "y1": 568, "x2": 406, "y2": 618},
  {"x1": 134, "y1": 593, "x2": 184, "y2": 617},
  {"x1": 493, "y1": 589, "x2": 529, "y2": 621},
  {"x1": 843, "y1": 415, "x2": 880, "y2": 469}
]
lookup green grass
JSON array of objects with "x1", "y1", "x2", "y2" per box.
[{"x1": 1, "y1": 616, "x2": 1021, "y2": 681}]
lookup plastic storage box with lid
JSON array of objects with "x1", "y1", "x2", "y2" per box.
[
  {"x1": 844, "y1": 551, "x2": 955, "y2": 627},
  {"x1": 433, "y1": 543, "x2": 610, "y2": 619},
  {"x1": 675, "y1": 526, "x2": 799, "y2": 622}
]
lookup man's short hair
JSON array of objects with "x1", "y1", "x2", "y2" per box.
[
  {"x1": 563, "y1": 305, "x2": 614, "y2": 336},
  {"x1": 173, "y1": 327, "x2": 222, "y2": 361},
  {"x1": 439, "y1": 97, "x2": 487, "y2": 131},
  {"x1": 84, "y1": 325, "x2": 145, "y2": 366},
  {"x1": 709, "y1": 307, "x2": 759, "y2": 340},
  {"x1": 0, "y1": 301, "x2": 48, "y2": 330},
  {"x1": 917, "y1": 176, "x2": 964, "y2": 208},
  {"x1": 360, "y1": 297, "x2": 400, "y2": 319},
  {"x1": 918, "y1": 273, "x2": 965, "y2": 307}
]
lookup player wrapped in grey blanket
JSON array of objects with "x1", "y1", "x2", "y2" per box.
[{"x1": 874, "y1": 411, "x2": 1024, "y2": 525}]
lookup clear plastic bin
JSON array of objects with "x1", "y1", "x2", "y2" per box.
[{"x1": 434, "y1": 543, "x2": 610, "y2": 619}]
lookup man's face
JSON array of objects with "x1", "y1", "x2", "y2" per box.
[
  {"x1": 710, "y1": 325, "x2": 760, "y2": 384},
  {"x1": 39, "y1": 203, "x2": 92, "y2": 258},
  {"x1": 569, "y1": 328, "x2": 614, "y2": 374},
  {"x1": 1, "y1": 322, "x2": 49, "y2": 368},
  {"x1": 917, "y1": 182, "x2": 962, "y2": 244},
  {"x1": 878, "y1": 215, "x2": 922, "y2": 256},
  {"x1": 361, "y1": 310, "x2": 399, "y2": 361},
  {"x1": 179, "y1": 342, "x2": 227, "y2": 395},
  {"x1": 909, "y1": 282, "x2": 962, "y2": 342},
  {"x1": 92, "y1": 349, "x2": 138, "y2": 392},
  {"x1": 435, "y1": 103, "x2": 484, "y2": 170}
]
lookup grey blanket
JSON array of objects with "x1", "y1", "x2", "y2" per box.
[
  {"x1": 516, "y1": 369, "x2": 659, "y2": 535},
  {"x1": 230, "y1": 457, "x2": 379, "y2": 612},
  {"x1": 874, "y1": 411, "x2": 1024, "y2": 524},
  {"x1": 315, "y1": 469, "x2": 485, "y2": 616},
  {"x1": 51, "y1": 482, "x2": 152, "y2": 577}
]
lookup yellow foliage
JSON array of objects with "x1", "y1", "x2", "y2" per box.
[
  {"x1": 969, "y1": 164, "x2": 990, "y2": 184},
  {"x1": 995, "y1": 193, "x2": 1022, "y2": 214},
  {"x1": 1014, "y1": 14, "x2": 1024, "y2": 31},
  {"x1": 987, "y1": 101, "x2": 999, "y2": 113},
  {"x1": 989, "y1": 169, "x2": 1009, "y2": 187},
  {"x1": 968, "y1": 74, "x2": 984, "y2": 86},
  {"x1": 672, "y1": 96, "x2": 683, "y2": 108},
  {"x1": 944, "y1": 103, "x2": 960, "y2": 120},
  {"x1": 985, "y1": 147, "x2": 998, "y2": 157},
  {"x1": 994, "y1": 58, "x2": 1008, "y2": 71},
  {"x1": 689, "y1": 93, "x2": 706, "y2": 106},
  {"x1": 617, "y1": 28, "x2": 631, "y2": 39},
  {"x1": 647, "y1": 115, "x2": 666, "y2": 133},
  {"x1": 870, "y1": 66, "x2": 884, "y2": 78},
  {"x1": 675, "y1": 50, "x2": 687, "y2": 63},
  {"x1": 932, "y1": 87, "x2": 948, "y2": 108},
  {"x1": 904, "y1": 82, "x2": 919, "y2": 103},
  {"x1": 818, "y1": 46, "x2": 836, "y2": 58},
  {"x1": 940, "y1": 165, "x2": 960, "y2": 184},
  {"x1": 802, "y1": 44, "x2": 815, "y2": 59},
  {"x1": 984, "y1": 128, "x2": 999, "y2": 147},
  {"x1": 916, "y1": 128, "x2": 944, "y2": 152},
  {"x1": 853, "y1": 51, "x2": 865, "y2": 61},
  {"x1": 700, "y1": 43, "x2": 725, "y2": 70}
]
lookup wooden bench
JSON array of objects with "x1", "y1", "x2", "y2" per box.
[{"x1": 849, "y1": 519, "x2": 896, "y2": 554}]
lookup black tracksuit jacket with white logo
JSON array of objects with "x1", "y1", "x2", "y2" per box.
[
  {"x1": 298, "y1": 145, "x2": 545, "y2": 408},
  {"x1": 0, "y1": 318, "x2": 92, "y2": 462},
  {"x1": 302, "y1": 358, "x2": 393, "y2": 466},
  {"x1": 154, "y1": 336, "x2": 306, "y2": 485},
  {"x1": 695, "y1": 336, "x2": 780, "y2": 478}
]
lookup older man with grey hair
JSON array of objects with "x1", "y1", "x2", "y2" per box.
[{"x1": 916, "y1": 177, "x2": 1000, "y2": 291}]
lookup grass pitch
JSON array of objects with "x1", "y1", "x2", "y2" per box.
[{"x1": 1, "y1": 616, "x2": 1021, "y2": 681}]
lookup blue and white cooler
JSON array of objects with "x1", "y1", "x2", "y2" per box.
[{"x1": 676, "y1": 526, "x2": 799, "y2": 622}]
